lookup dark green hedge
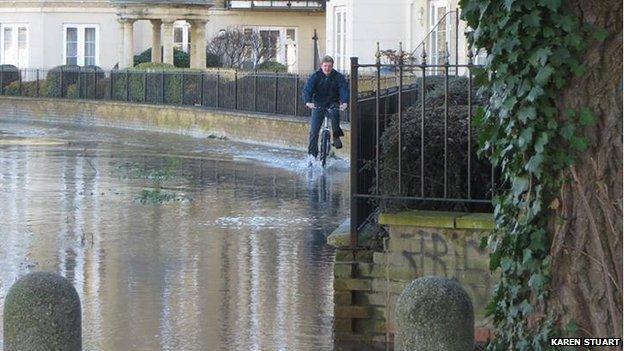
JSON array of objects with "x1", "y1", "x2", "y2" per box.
[
  {"x1": 134, "y1": 47, "x2": 190, "y2": 68},
  {"x1": 373, "y1": 76, "x2": 492, "y2": 212}
]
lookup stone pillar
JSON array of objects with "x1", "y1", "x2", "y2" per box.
[
  {"x1": 161, "y1": 20, "x2": 175, "y2": 65},
  {"x1": 3, "y1": 272, "x2": 81, "y2": 351},
  {"x1": 394, "y1": 276, "x2": 474, "y2": 351},
  {"x1": 117, "y1": 19, "x2": 124, "y2": 68},
  {"x1": 150, "y1": 19, "x2": 162, "y2": 63},
  {"x1": 121, "y1": 19, "x2": 135, "y2": 68},
  {"x1": 190, "y1": 20, "x2": 207, "y2": 69}
]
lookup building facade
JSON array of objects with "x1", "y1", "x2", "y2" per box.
[
  {"x1": 325, "y1": 0, "x2": 476, "y2": 72},
  {"x1": 0, "y1": 0, "x2": 326, "y2": 73}
]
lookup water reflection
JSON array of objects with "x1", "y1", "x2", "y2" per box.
[{"x1": 0, "y1": 120, "x2": 355, "y2": 350}]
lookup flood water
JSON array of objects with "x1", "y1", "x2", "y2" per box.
[{"x1": 0, "y1": 118, "x2": 368, "y2": 350}]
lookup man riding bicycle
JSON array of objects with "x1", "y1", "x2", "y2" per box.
[{"x1": 302, "y1": 55, "x2": 349, "y2": 164}]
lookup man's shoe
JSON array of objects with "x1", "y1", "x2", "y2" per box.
[
  {"x1": 332, "y1": 137, "x2": 343, "y2": 149},
  {"x1": 307, "y1": 154, "x2": 316, "y2": 167}
]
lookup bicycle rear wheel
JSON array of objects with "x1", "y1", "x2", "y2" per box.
[{"x1": 319, "y1": 129, "x2": 330, "y2": 167}]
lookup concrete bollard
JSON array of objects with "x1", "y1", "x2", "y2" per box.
[
  {"x1": 394, "y1": 276, "x2": 474, "y2": 351},
  {"x1": 3, "y1": 272, "x2": 81, "y2": 351}
]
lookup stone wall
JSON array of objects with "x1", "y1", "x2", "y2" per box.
[
  {"x1": 329, "y1": 211, "x2": 496, "y2": 345},
  {"x1": 0, "y1": 97, "x2": 350, "y2": 158}
]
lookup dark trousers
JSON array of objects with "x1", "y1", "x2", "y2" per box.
[{"x1": 307, "y1": 107, "x2": 343, "y2": 157}]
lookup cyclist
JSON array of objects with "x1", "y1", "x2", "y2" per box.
[{"x1": 302, "y1": 55, "x2": 349, "y2": 164}]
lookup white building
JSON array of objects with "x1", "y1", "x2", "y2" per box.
[
  {"x1": 325, "y1": 0, "x2": 473, "y2": 72},
  {"x1": 0, "y1": 0, "x2": 326, "y2": 72},
  {"x1": 0, "y1": 0, "x2": 478, "y2": 74}
]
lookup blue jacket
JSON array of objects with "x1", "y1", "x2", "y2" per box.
[{"x1": 302, "y1": 69, "x2": 349, "y2": 108}]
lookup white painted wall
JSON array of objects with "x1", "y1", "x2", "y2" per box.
[{"x1": 325, "y1": 0, "x2": 470, "y2": 68}]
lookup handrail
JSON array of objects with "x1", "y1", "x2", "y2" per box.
[{"x1": 410, "y1": 10, "x2": 457, "y2": 59}]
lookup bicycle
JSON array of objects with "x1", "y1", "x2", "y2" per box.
[{"x1": 315, "y1": 104, "x2": 339, "y2": 168}]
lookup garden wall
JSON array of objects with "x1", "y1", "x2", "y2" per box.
[{"x1": 328, "y1": 211, "x2": 496, "y2": 345}]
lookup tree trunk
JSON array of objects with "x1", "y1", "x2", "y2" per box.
[{"x1": 550, "y1": 0, "x2": 623, "y2": 344}]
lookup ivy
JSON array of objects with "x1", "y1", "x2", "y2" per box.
[{"x1": 459, "y1": 0, "x2": 597, "y2": 349}]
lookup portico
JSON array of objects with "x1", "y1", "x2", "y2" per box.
[{"x1": 111, "y1": 0, "x2": 213, "y2": 69}]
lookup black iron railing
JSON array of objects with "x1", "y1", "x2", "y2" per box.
[
  {"x1": 349, "y1": 49, "x2": 497, "y2": 247},
  {"x1": 0, "y1": 67, "x2": 354, "y2": 120}
]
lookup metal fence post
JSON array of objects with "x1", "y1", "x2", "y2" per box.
[
  {"x1": 420, "y1": 49, "x2": 427, "y2": 197},
  {"x1": 18, "y1": 69, "x2": 22, "y2": 96},
  {"x1": 36, "y1": 69, "x2": 40, "y2": 97},
  {"x1": 274, "y1": 73, "x2": 278, "y2": 113},
  {"x1": 125, "y1": 70, "x2": 130, "y2": 102},
  {"x1": 181, "y1": 71, "x2": 185, "y2": 104},
  {"x1": 0, "y1": 66, "x2": 4, "y2": 95},
  {"x1": 161, "y1": 70, "x2": 165, "y2": 103},
  {"x1": 59, "y1": 67, "x2": 64, "y2": 98},
  {"x1": 349, "y1": 57, "x2": 359, "y2": 248},
  {"x1": 216, "y1": 71, "x2": 220, "y2": 108},
  {"x1": 253, "y1": 71, "x2": 257, "y2": 111},
  {"x1": 234, "y1": 70, "x2": 238, "y2": 109},
  {"x1": 398, "y1": 43, "x2": 404, "y2": 195},
  {"x1": 200, "y1": 72, "x2": 204, "y2": 106},
  {"x1": 143, "y1": 71, "x2": 147, "y2": 102},
  {"x1": 109, "y1": 71, "x2": 114, "y2": 100},
  {"x1": 294, "y1": 75, "x2": 299, "y2": 116}
]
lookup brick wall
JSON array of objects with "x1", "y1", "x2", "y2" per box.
[{"x1": 330, "y1": 211, "x2": 496, "y2": 346}]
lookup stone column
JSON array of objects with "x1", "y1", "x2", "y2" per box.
[
  {"x1": 121, "y1": 19, "x2": 135, "y2": 68},
  {"x1": 161, "y1": 20, "x2": 175, "y2": 65},
  {"x1": 117, "y1": 19, "x2": 125, "y2": 68},
  {"x1": 150, "y1": 19, "x2": 162, "y2": 63},
  {"x1": 190, "y1": 19, "x2": 207, "y2": 69}
]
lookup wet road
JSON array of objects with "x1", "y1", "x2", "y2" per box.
[{"x1": 0, "y1": 119, "x2": 372, "y2": 350}]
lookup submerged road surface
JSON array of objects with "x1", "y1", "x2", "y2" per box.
[{"x1": 0, "y1": 118, "x2": 372, "y2": 350}]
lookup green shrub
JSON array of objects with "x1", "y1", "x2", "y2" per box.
[
  {"x1": 373, "y1": 76, "x2": 491, "y2": 212},
  {"x1": 256, "y1": 60, "x2": 287, "y2": 72},
  {"x1": 44, "y1": 65, "x2": 104, "y2": 98},
  {"x1": 3, "y1": 79, "x2": 46, "y2": 97},
  {"x1": 206, "y1": 53, "x2": 222, "y2": 68},
  {"x1": 66, "y1": 83, "x2": 79, "y2": 99},
  {"x1": 0, "y1": 64, "x2": 20, "y2": 90},
  {"x1": 135, "y1": 62, "x2": 176, "y2": 70},
  {"x1": 4, "y1": 81, "x2": 21, "y2": 96},
  {"x1": 110, "y1": 66, "x2": 202, "y2": 104},
  {"x1": 133, "y1": 47, "x2": 190, "y2": 68}
]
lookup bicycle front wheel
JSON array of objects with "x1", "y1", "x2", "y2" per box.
[{"x1": 319, "y1": 130, "x2": 330, "y2": 167}]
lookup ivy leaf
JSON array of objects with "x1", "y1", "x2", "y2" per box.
[
  {"x1": 570, "y1": 136, "x2": 588, "y2": 151},
  {"x1": 539, "y1": 0, "x2": 561, "y2": 11},
  {"x1": 555, "y1": 14, "x2": 574, "y2": 32},
  {"x1": 529, "y1": 47, "x2": 551, "y2": 67},
  {"x1": 579, "y1": 107, "x2": 596, "y2": 126},
  {"x1": 592, "y1": 27, "x2": 608, "y2": 41},
  {"x1": 527, "y1": 86, "x2": 544, "y2": 102},
  {"x1": 534, "y1": 132, "x2": 549, "y2": 153},
  {"x1": 528, "y1": 273, "x2": 546, "y2": 290},
  {"x1": 518, "y1": 106, "x2": 537, "y2": 123},
  {"x1": 504, "y1": 0, "x2": 515, "y2": 12},
  {"x1": 524, "y1": 10, "x2": 541, "y2": 28},
  {"x1": 535, "y1": 65, "x2": 555, "y2": 86},
  {"x1": 501, "y1": 257, "x2": 514, "y2": 272},
  {"x1": 525, "y1": 154, "x2": 544, "y2": 174},
  {"x1": 512, "y1": 176, "x2": 529, "y2": 198},
  {"x1": 560, "y1": 123, "x2": 575, "y2": 140}
]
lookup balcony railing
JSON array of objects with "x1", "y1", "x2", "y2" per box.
[{"x1": 226, "y1": 0, "x2": 325, "y2": 11}]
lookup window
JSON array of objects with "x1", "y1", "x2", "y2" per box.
[
  {"x1": 63, "y1": 24, "x2": 99, "y2": 66},
  {"x1": 334, "y1": 6, "x2": 347, "y2": 72},
  {"x1": 243, "y1": 26, "x2": 297, "y2": 70},
  {"x1": 174, "y1": 21, "x2": 190, "y2": 53},
  {"x1": 1, "y1": 24, "x2": 28, "y2": 68}
]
